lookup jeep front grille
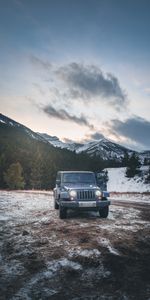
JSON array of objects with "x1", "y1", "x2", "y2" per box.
[{"x1": 77, "y1": 190, "x2": 95, "y2": 200}]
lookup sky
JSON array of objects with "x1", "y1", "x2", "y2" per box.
[{"x1": 0, "y1": 0, "x2": 150, "y2": 151}]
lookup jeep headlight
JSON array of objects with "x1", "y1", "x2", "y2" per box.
[
  {"x1": 69, "y1": 190, "x2": 77, "y2": 198},
  {"x1": 95, "y1": 190, "x2": 101, "y2": 197}
]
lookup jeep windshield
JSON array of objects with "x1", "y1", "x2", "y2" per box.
[{"x1": 62, "y1": 173, "x2": 96, "y2": 184}]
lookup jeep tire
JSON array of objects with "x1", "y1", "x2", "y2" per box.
[
  {"x1": 99, "y1": 206, "x2": 109, "y2": 218},
  {"x1": 59, "y1": 206, "x2": 67, "y2": 219},
  {"x1": 54, "y1": 199, "x2": 59, "y2": 209}
]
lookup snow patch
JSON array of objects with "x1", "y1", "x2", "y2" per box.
[
  {"x1": 9, "y1": 121, "x2": 14, "y2": 126},
  {"x1": 1, "y1": 260, "x2": 26, "y2": 277},
  {"x1": 111, "y1": 192, "x2": 150, "y2": 204},
  {"x1": 12, "y1": 258, "x2": 82, "y2": 299},
  {"x1": 46, "y1": 258, "x2": 82, "y2": 274},
  {"x1": 58, "y1": 258, "x2": 82, "y2": 271},
  {"x1": 107, "y1": 167, "x2": 150, "y2": 193},
  {"x1": 69, "y1": 248, "x2": 101, "y2": 258},
  {"x1": 98, "y1": 238, "x2": 120, "y2": 256},
  {"x1": 0, "y1": 119, "x2": 6, "y2": 123},
  {"x1": 79, "y1": 249, "x2": 101, "y2": 257}
]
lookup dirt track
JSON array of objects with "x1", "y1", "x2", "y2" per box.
[{"x1": 0, "y1": 191, "x2": 150, "y2": 300}]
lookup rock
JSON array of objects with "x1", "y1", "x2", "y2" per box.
[{"x1": 22, "y1": 230, "x2": 29, "y2": 236}]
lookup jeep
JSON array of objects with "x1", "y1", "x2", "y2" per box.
[{"x1": 53, "y1": 171, "x2": 110, "y2": 219}]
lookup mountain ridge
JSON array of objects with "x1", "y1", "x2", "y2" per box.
[
  {"x1": 38, "y1": 132, "x2": 135, "y2": 162},
  {"x1": 0, "y1": 113, "x2": 149, "y2": 163},
  {"x1": 0, "y1": 113, "x2": 107, "y2": 189}
]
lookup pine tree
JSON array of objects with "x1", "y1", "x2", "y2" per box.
[
  {"x1": 126, "y1": 152, "x2": 141, "y2": 178},
  {"x1": 4, "y1": 162, "x2": 25, "y2": 189},
  {"x1": 0, "y1": 153, "x2": 7, "y2": 187},
  {"x1": 145, "y1": 166, "x2": 150, "y2": 183},
  {"x1": 122, "y1": 151, "x2": 129, "y2": 167},
  {"x1": 30, "y1": 149, "x2": 42, "y2": 189}
]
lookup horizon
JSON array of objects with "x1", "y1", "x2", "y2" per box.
[{"x1": 0, "y1": 0, "x2": 150, "y2": 151}]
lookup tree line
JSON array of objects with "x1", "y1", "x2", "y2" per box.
[
  {"x1": 0, "y1": 125, "x2": 109, "y2": 189},
  {"x1": 0, "y1": 124, "x2": 149, "y2": 190},
  {"x1": 3, "y1": 151, "x2": 150, "y2": 190},
  {"x1": 122, "y1": 151, "x2": 150, "y2": 182}
]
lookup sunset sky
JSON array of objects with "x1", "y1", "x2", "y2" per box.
[{"x1": 0, "y1": 0, "x2": 150, "y2": 150}]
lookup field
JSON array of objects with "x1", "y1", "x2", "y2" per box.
[{"x1": 0, "y1": 191, "x2": 150, "y2": 300}]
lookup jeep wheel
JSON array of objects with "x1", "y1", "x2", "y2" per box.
[
  {"x1": 99, "y1": 206, "x2": 109, "y2": 218},
  {"x1": 54, "y1": 199, "x2": 59, "y2": 209},
  {"x1": 59, "y1": 206, "x2": 67, "y2": 219}
]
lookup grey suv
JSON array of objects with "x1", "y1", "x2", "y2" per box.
[{"x1": 53, "y1": 171, "x2": 110, "y2": 219}]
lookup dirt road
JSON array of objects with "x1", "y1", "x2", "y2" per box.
[{"x1": 0, "y1": 191, "x2": 150, "y2": 300}]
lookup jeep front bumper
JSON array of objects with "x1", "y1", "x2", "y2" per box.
[{"x1": 60, "y1": 200, "x2": 110, "y2": 209}]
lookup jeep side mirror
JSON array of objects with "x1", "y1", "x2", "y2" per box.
[{"x1": 56, "y1": 179, "x2": 61, "y2": 186}]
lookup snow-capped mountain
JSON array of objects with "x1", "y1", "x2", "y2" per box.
[
  {"x1": 37, "y1": 133, "x2": 82, "y2": 151},
  {"x1": 38, "y1": 132, "x2": 134, "y2": 161},
  {"x1": 139, "y1": 151, "x2": 150, "y2": 164},
  {"x1": 1, "y1": 113, "x2": 150, "y2": 163},
  {"x1": 76, "y1": 139, "x2": 134, "y2": 161},
  {"x1": 0, "y1": 113, "x2": 46, "y2": 143}
]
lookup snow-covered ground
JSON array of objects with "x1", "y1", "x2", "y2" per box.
[
  {"x1": 107, "y1": 166, "x2": 150, "y2": 193},
  {"x1": 0, "y1": 191, "x2": 150, "y2": 299},
  {"x1": 110, "y1": 192, "x2": 150, "y2": 204}
]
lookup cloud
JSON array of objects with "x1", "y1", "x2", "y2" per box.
[
  {"x1": 30, "y1": 55, "x2": 52, "y2": 71},
  {"x1": 62, "y1": 137, "x2": 82, "y2": 144},
  {"x1": 88, "y1": 132, "x2": 104, "y2": 140},
  {"x1": 57, "y1": 62, "x2": 127, "y2": 109},
  {"x1": 43, "y1": 104, "x2": 94, "y2": 129},
  {"x1": 109, "y1": 116, "x2": 150, "y2": 149},
  {"x1": 83, "y1": 131, "x2": 105, "y2": 142},
  {"x1": 29, "y1": 57, "x2": 127, "y2": 110},
  {"x1": 32, "y1": 83, "x2": 46, "y2": 95},
  {"x1": 62, "y1": 131, "x2": 105, "y2": 144}
]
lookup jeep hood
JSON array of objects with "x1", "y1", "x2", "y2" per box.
[{"x1": 63, "y1": 183, "x2": 99, "y2": 190}]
